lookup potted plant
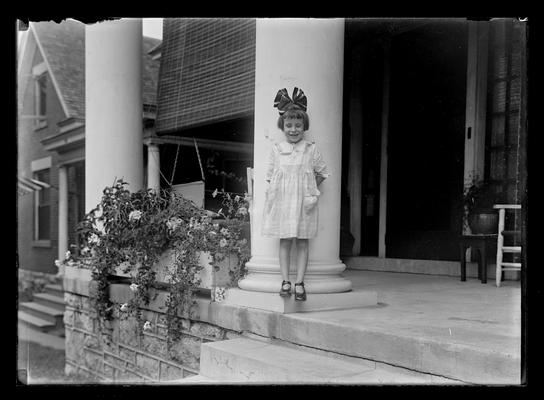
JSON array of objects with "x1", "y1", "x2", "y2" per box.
[{"x1": 462, "y1": 177, "x2": 502, "y2": 234}]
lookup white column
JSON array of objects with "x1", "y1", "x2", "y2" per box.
[
  {"x1": 57, "y1": 165, "x2": 68, "y2": 273},
  {"x1": 85, "y1": 19, "x2": 143, "y2": 212},
  {"x1": 239, "y1": 18, "x2": 351, "y2": 293},
  {"x1": 147, "y1": 143, "x2": 161, "y2": 191}
]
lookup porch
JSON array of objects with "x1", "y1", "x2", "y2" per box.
[{"x1": 176, "y1": 268, "x2": 521, "y2": 384}]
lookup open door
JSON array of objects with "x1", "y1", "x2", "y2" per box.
[{"x1": 384, "y1": 21, "x2": 469, "y2": 261}]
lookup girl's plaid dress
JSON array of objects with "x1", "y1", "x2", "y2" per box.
[{"x1": 261, "y1": 139, "x2": 329, "y2": 239}]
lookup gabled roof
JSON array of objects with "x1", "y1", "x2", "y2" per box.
[{"x1": 30, "y1": 19, "x2": 161, "y2": 121}]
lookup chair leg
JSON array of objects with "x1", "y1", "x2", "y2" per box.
[
  {"x1": 476, "y1": 248, "x2": 482, "y2": 281},
  {"x1": 496, "y1": 209, "x2": 505, "y2": 287},
  {"x1": 460, "y1": 244, "x2": 466, "y2": 282},
  {"x1": 481, "y1": 244, "x2": 487, "y2": 284}
]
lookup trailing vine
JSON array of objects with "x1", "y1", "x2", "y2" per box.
[{"x1": 74, "y1": 179, "x2": 250, "y2": 343}]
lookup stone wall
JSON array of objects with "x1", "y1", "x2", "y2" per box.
[{"x1": 63, "y1": 268, "x2": 242, "y2": 383}]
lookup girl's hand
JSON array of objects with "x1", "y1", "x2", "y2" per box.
[{"x1": 316, "y1": 175, "x2": 325, "y2": 187}]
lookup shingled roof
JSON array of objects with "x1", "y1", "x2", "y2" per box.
[{"x1": 31, "y1": 19, "x2": 161, "y2": 121}]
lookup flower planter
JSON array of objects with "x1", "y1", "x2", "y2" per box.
[
  {"x1": 111, "y1": 249, "x2": 239, "y2": 291},
  {"x1": 64, "y1": 264, "x2": 92, "y2": 281}
]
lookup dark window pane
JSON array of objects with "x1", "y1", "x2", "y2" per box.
[
  {"x1": 35, "y1": 170, "x2": 50, "y2": 204},
  {"x1": 38, "y1": 76, "x2": 47, "y2": 115},
  {"x1": 38, "y1": 205, "x2": 50, "y2": 240}
]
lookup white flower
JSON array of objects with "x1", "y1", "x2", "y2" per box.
[
  {"x1": 65, "y1": 250, "x2": 71, "y2": 260},
  {"x1": 212, "y1": 188, "x2": 218, "y2": 198},
  {"x1": 166, "y1": 217, "x2": 183, "y2": 232},
  {"x1": 128, "y1": 210, "x2": 142, "y2": 222},
  {"x1": 237, "y1": 207, "x2": 248, "y2": 216},
  {"x1": 88, "y1": 233, "x2": 100, "y2": 245},
  {"x1": 219, "y1": 238, "x2": 228, "y2": 248},
  {"x1": 81, "y1": 246, "x2": 90, "y2": 255},
  {"x1": 220, "y1": 228, "x2": 230, "y2": 236},
  {"x1": 213, "y1": 223, "x2": 220, "y2": 231},
  {"x1": 54, "y1": 259, "x2": 62, "y2": 268},
  {"x1": 234, "y1": 195, "x2": 240, "y2": 202},
  {"x1": 129, "y1": 283, "x2": 139, "y2": 292},
  {"x1": 120, "y1": 303, "x2": 129, "y2": 312},
  {"x1": 143, "y1": 321, "x2": 152, "y2": 331},
  {"x1": 214, "y1": 287, "x2": 226, "y2": 302}
]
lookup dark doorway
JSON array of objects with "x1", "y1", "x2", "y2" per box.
[{"x1": 386, "y1": 22, "x2": 467, "y2": 260}]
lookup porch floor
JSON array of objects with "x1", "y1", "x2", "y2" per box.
[
  {"x1": 250, "y1": 269, "x2": 522, "y2": 384},
  {"x1": 339, "y1": 269, "x2": 521, "y2": 351}
]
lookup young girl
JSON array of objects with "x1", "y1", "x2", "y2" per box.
[{"x1": 261, "y1": 87, "x2": 329, "y2": 301}]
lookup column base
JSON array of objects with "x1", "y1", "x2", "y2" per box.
[
  {"x1": 221, "y1": 288, "x2": 377, "y2": 313},
  {"x1": 238, "y1": 271, "x2": 352, "y2": 293},
  {"x1": 240, "y1": 257, "x2": 353, "y2": 293}
]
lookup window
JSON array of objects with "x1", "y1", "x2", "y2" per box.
[
  {"x1": 34, "y1": 73, "x2": 47, "y2": 128},
  {"x1": 34, "y1": 169, "x2": 51, "y2": 240}
]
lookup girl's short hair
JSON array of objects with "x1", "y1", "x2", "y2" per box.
[{"x1": 277, "y1": 106, "x2": 310, "y2": 130}]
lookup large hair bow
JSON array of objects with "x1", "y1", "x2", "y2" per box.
[{"x1": 273, "y1": 87, "x2": 307, "y2": 115}]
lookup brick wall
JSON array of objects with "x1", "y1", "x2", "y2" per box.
[{"x1": 63, "y1": 284, "x2": 241, "y2": 382}]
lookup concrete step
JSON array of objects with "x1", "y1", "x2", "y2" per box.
[
  {"x1": 18, "y1": 310, "x2": 55, "y2": 332},
  {"x1": 199, "y1": 338, "x2": 433, "y2": 384},
  {"x1": 19, "y1": 302, "x2": 64, "y2": 325},
  {"x1": 33, "y1": 293, "x2": 65, "y2": 311},
  {"x1": 44, "y1": 284, "x2": 64, "y2": 297}
]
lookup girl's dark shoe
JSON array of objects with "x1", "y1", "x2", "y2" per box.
[
  {"x1": 294, "y1": 282, "x2": 307, "y2": 301},
  {"x1": 279, "y1": 280, "x2": 292, "y2": 297}
]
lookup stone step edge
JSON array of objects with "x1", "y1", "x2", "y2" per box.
[
  {"x1": 20, "y1": 301, "x2": 64, "y2": 316},
  {"x1": 173, "y1": 375, "x2": 219, "y2": 384},
  {"x1": 33, "y1": 292, "x2": 65, "y2": 305},
  {"x1": 18, "y1": 310, "x2": 55, "y2": 329},
  {"x1": 265, "y1": 336, "x2": 460, "y2": 384},
  {"x1": 44, "y1": 284, "x2": 64, "y2": 295}
]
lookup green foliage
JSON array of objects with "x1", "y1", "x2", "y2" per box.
[{"x1": 73, "y1": 179, "x2": 250, "y2": 342}]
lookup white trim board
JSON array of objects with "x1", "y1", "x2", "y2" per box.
[{"x1": 31, "y1": 156, "x2": 52, "y2": 172}]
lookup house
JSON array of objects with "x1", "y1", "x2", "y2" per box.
[
  {"x1": 35, "y1": 18, "x2": 526, "y2": 384},
  {"x1": 17, "y1": 19, "x2": 161, "y2": 326}
]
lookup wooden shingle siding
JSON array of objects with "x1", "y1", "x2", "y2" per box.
[
  {"x1": 31, "y1": 20, "x2": 161, "y2": 120},
  {"x1": 155, "y1": 18, "x2": 256, "y2": 134}
]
